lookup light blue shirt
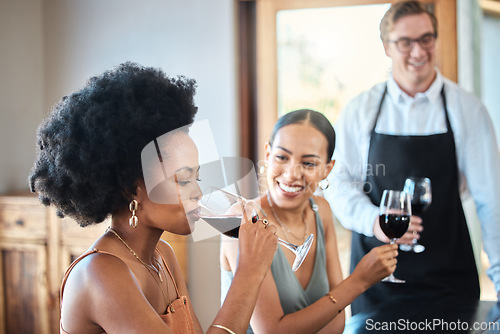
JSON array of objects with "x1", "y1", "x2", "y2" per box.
[{"x1": 324, "y1": 71, "x2": 500, "y2": 295}]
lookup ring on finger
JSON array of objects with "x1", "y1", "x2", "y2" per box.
[{"x1": 262, "y1": 219, "x2": 269, "y2": 228}]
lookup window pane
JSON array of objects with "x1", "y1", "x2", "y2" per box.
[{"x1": 277, "y1": 4, "x2": 392, "y2": 122}]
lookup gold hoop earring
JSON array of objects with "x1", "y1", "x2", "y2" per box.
[
  {"x1": 129, "y1": 200, "x2": 138, "y2": 228},
  {"x1": 319, "y1": 179, "x2": 330, "y2": 190}
]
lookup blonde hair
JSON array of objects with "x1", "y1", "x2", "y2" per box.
[{"x1": 379, "y1": 1, "x2": 438, "y2": 42}]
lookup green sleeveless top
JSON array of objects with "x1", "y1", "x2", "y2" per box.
[{"x1": 221, "y1": 198, "x2": 329, "y2": 333}]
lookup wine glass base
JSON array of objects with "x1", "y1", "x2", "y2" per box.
[
  {"x1": 413, "y1": 244, "x2": 425, "y2": 253},
  {"x1": 399, "y1": 244, "x2": 412, "y2": 252},
  {"x1": 400, "y1": 243, "x2": 425, "y2": 253},
  {"x1": 290, "y1": 234, "x2": 314, "y2": 271},
  {"x1": 382, "y1": 275, "x2": 405, "y2": 283}
]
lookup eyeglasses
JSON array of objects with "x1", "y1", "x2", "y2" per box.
[{"x1": 388, "y1": 32, "x2": 437, "y2": 53}]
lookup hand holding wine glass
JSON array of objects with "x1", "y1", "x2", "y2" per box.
[
  {"x1": 351, "y1": 243, "x2": 399, "y2": 288},
  {"x1": 237, "y1": 202, "x2": 279, "y2": 279},
  {"x1": 379, "y1": 189, "x2": 411, "y2": 283},
  {"x1": 198, "y1": 187, "x2": 314, "y2": 271},
  {"x1": 400, "y1": 177, "x2": 431, "y2": 253}
]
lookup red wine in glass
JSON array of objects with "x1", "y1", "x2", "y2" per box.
[
  {"x1": 202, "y1": 216, "x2": 241, "y2": 238},
  {"x1": 401, "y1": 177, "x2": 432, "y2": 253},
  {"x1": 410, "y1": 202, "x2": 430, "y2": 216},
  {"x1": 379, "y1": 213, "x2": 410, "y2": 240},
  {"x1": 198, "y1": 187, "x2": 314, "y2": 271},
  {"x1": 379, "y1": 190, "x2": 411, "y2": 283},
  {"x1": 202, "y1": 211, "x2": 266, "y2": 238}
]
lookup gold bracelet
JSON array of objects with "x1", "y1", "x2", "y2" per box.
[
  {"x1": 325, "y1": 293, "x2": 337, "y2": 304},
  {"x1": 325, "y1": 293, "x2": 344, "y2": 313},
  {"x1": 212, "y1": 324, "x2": 237, "y2": 334}
]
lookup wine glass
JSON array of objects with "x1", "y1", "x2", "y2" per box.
[
  {"x1": 198, "y1": 187, "x2": 314, "y2": 271},
  {"x1": 400, "y1": 177, "x2": 432, "y2": 253},
  {"x1": 379, "y1": 190, "x2": 411, "y2": 283}
]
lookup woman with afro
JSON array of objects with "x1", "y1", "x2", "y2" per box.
[{"x1": 29, "y1": 62, "x2": 278, "y2": 334}]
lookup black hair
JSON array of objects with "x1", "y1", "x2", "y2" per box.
[
  {"x1": 269, "y1": 109, "x2": 336, "y2": 162},
  {"x1": 29, "y1": 62, "x2": 198, "y2": 227}
]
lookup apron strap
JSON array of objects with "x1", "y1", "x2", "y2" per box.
[
  {"x1": 370, "y1": 85, "x2": 388, "y2": 134},
  {"x1": 371, "y1": 83, "x2": 450, "y2": 134},
  {"x1": 440, "y1": 85, "x2": 452, "y2": 133}
]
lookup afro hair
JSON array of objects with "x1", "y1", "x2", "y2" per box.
[{"x1": 29, "y1": 62, "x2": 198, "y2": 227}]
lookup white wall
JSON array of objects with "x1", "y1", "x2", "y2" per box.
[
  {"x1": 0, "y1": 0, "x2": 45, "y2": 193},
  {"x1": 2, "y1": 0, "x2": 237, "y2": 330},
  {"x1": 43, "y1": 0, "x2": 238, "y2": 156}
]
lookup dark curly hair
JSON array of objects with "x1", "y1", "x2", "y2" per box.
[{"x1": 29, "y1": 62, "x2": 198, "y2": 227}]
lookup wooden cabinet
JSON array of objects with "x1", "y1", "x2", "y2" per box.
[{"x1": 0, "y1": 194, "x2": 188, "y2": 334}]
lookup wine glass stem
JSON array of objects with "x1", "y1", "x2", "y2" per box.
[
  {"x1": 387, "y1": 239, "x2": 398, "y2": 280},
  {"x1": 277, "y1": 238, "x2": 299, "y2": 252},
  {"x1": 412, "y1": 218, "x2": 421, "y2": 243}
]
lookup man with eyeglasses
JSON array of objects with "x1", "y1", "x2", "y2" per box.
[{"x1": 324, "y1": 0, "x2": 500, "y2": 315}]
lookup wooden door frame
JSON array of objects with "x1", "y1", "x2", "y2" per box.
[{"x1": 248, "y1": 0, "x2": 457, "y2": 161}]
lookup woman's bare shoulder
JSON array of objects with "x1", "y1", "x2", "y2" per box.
[
  {"x1": 312, "y1": 195, "x2": 329, "y2": 206},
  {"x1": 66, "y1": 250, "x2": 136, "y2": 293},
  {"x1": 61, "y1": 251, "x2": 140, "y2": 328},
  {"x1": 312, "y1": 196, "x2": 333, "y2": 216}
]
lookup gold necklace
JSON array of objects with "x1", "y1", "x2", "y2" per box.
[
  {"x1": 107, "y1": 227, "x2": 170, "y2": 308},
  {"x1": 107, "y1": 227, "x2": 163, "y2": 282},
  {"x1": 266, "y1": 192, "x2": 307, "y2": 243}
]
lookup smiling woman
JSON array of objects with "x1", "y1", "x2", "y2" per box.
[{"x1": 220, "y1": 109, "x2": 399, "y2": 334}]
